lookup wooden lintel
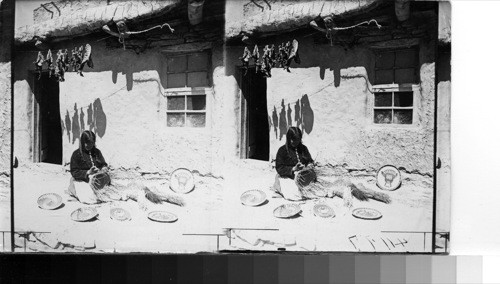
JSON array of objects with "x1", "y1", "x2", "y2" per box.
[
  {"x1": 160, "y1": 42, "x2": 212, "y2": 53},
  {"x1": 369, "y1": 38, "x2": 419, "y2": 49},
  {"x1": 149, "y1": 38, "x2": 185, "y2": 47}
]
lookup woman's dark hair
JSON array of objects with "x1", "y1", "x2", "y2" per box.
[
  {"x1": 79, "y1": 130, "x2": 96, "y2": 156},
  {"x1": 286, "y1": 126, "x2": 302, "y2": 153}
]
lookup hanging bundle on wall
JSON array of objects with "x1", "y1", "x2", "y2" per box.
[
  {"x1": 33, "y1": 51, "x2": 45, "y2": 79},
  {"x1": 78, "y1": 44, "x2": 93, "y2": 75},
  {"x1": 45, "y1": 49, "x2": 54, "y2": 77},
  {"x1": 239, "y1": 46, "x2": 252, "y2": 73},
  {"x1": 240, "y1": 39, "x2": 301, "y2": 78},
  {"x1": 32, "y1": 44, "x2": 94, "y2": 81},
  {"x1": 54, "y1": 49, "x2": 68, "y2": 82}
]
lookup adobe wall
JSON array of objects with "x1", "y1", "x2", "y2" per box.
[{"x1": 13, "y1": 37, "x2": 229, "y2": 177}]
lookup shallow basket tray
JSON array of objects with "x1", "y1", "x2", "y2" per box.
[
  {"x1": 148, "y1": 211, "x2": 178, "y2": 223},
  {"x1": 110, "y1": 208, "x2": 131, "y2": 221},
  {"x1": 352, "y1": 207, "x2": 382, "y2": 220},
  {"x1": 273, "y1": 204, "x2": 302, "y2": 218},
  {"x1": 240, "y1": 190, "x2": 267, "y2": 206},
  {"x1": 71, "y1": 207, "x2": 98, "y2": 222},
  {"x1": 37, "y1": 193, "x2": 63, "y2": 210},
  {"x1": 376, "y1": 165, "x2": 402, "y2": 191},
  {"x1": 170, "y1": 168, "x2": 195, "y2": 194},
  {"x1": 313, "y1": 203, "x2": 335, "y2": 218}
]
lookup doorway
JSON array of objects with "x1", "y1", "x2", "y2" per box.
[
  {"x1": 33, "y1": 72, "x2": 62, "y2": 164},
  {"x1": 240, "y1": 68, "x2": 270, "y2": 161}
]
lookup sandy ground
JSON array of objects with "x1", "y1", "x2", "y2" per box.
[
  {"x1": 219, "y1": 159, "x2": 438, "y2": 253},
  {"x1": 11, "y1": 161, "x2": 441, "y2": 253},
  {"x1": 13, "y1": 163, "x2": 227, "y2": 253}
]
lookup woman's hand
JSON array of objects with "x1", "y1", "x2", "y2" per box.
[
  {"x1": 87, "y1": 166, "x2": 98, "y2": 176},
  {"x1": 293, "y1": 163, "x2": 304, "y2": 172},
  {"x1": 304, "y1": 163, "x2": 314, "y2": 170}
]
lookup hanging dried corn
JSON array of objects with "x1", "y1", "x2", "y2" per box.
[
  {"x1": 34, "y1": 44, "x2": 95, "y2": 80},
  {"x1": 78, "y1": 44, "x2": 93, "y2": 76},
  {"x1": 252, "y1": 45, "x2": 260, "y2": 73},
  {"x1": 239, "y1": 46, "x2": 252, "y2": 75},
  {"x1": 45, "y1": 50, "x2": 54, "y2": 78},
  {"x1": 55, "y1": 50, "x2": 66, "y2": 82},
  {"x1": 34, "y1": 51, "x2": 44, "y2": 79},
  {"x1": 240, "y1": 39, "x2": 301, "y2": 78}
]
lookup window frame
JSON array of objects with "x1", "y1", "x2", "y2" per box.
[
  {"x1": 165, "y1": 88, "x2": 211, "y2": 128},
  {"x1": 371, "y1": 84, "x2": 419, "y2": 127},
  {"x1": 374, "y1": 47, "x2": 420, "y2": 85},
  {"x1": 164, "y1": 50, "x2": 212, "y2": 128},
  {"x1": 371, "y1": 46, "x2": 420, "y2": 127}
]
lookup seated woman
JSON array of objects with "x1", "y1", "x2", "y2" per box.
[
  {"x1": 274, "y1": 127, "x2": 391, "y2": 205},
  {"x1": 68, "y1": 130, "x2": 110, "y2": 204},
  {"x1": 68, "y1": 130, "x2": 185, "y2": 207},
  {"x1": 274, "y1": 127, "x2": 314, "y2": 201}
]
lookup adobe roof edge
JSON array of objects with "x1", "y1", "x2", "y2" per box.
[
  {"x1": 225, "y1": 0, "x2": 382, "y2": 41},
  {"x1": 14, "y1": 0, "x2": 182, "y2": 45}
]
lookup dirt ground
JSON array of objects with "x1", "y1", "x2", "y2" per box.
[
  {"x1": 219, "y1": 160, "x2": 438, "y2": 253},
  {"x1": 11, "y1": 161, "x2": 441, "y2": 253},
  {"x1": 13, "y1": 162, "x2": 226, "y2": 253}
]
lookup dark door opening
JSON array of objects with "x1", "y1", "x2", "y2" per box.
[
  {"x1": 240, "y1": 68, "x2": 270, "y2": 161},
  {"x1": 34, "y1": 72, "x2": 62, "y2": 164}
]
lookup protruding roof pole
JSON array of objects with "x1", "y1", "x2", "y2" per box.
[
  {"x1": 395, "y1": 0, "x2": 410, "y2": 22},
  {"x1": 188, "y1": 0, "x2": 205, "y2": 25}
]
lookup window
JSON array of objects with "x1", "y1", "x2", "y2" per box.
[
  {"x1": 166, "y1": 91, "x2": 207, "y2": 127},
  {"x1": 374, "y1": 48, "x2": 419, "y2": 85},
  {"x1": 373, "y1": 47, "x2": 418, "y2": 125},
  {"x1": 166, "y1": 51, "x2": 211, "y2": 127},
  {"x1": 374, "y1": 91, "x2": 413, "y2": 124}
]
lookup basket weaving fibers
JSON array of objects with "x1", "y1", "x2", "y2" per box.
[
  {"x1": 294, "y1": 167, "x2": 327, "y2": 198},
  {"x1": 90, "y1": 172, "x2": 111, "y2": 190},
  {"x1": 293, "y1": 167, "x2": 391, "y2": 204}
]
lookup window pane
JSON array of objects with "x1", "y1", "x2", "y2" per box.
[
  {"x1": 187, "y1": 72, "x2": 209, "y2": 87},
  {"x1": 394, "y1": 110, "x2": 413, "y2": 124},
  {"x1": 167, "y1": 55, "x2": 187, "y2": 73},
  {"x1": 374, "y1": 92, "x2": 392, "y2": 107},
  {"x1": 167, "y1": 73, "x2": 186, "y2": 88},
  {"x1": 167, "y1": 96, "x2": 185, "y2": 110},
  {"x1": 374, "y1": 109, "x2": 392, "y2": 124},
  {"x1": 395, "y1": 49, "x2": 417, "y2": 68},
  {"x1": 375, "y1": 69, "x2": 394, "y2": 84},
  {"x1": 186, "y1": 113, "x2": 206, "y2": 127},
  {"x1": 167, "y1": 113, "x2": 185, "y2": 127},
  {"x1": 375, "y1": 52, "x2": 395, "y2": 69},
  {"x1": 395, "y1": 68, "x2": 415, "y2": 84},
  {"x1": 188, "y1": 53, "x2": 208, "y2": 71},
  {"x1": 186, "y1": 95, "x2": 206, "y2": 110},
  {"x1": 394, "y1": 92, "x2": 413, "y2": 107}
]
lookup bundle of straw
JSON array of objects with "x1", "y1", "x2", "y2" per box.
[{"x1": 91, "y1": 181, "x2": 185, "y2": 207}]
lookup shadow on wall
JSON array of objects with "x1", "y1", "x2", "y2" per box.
[
  {"x1": 270, "y1": 94, "x2": 314, "y2": 141},
  {"x1": 62, "y1": 98, "x2": 107, "y2": 144}
]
